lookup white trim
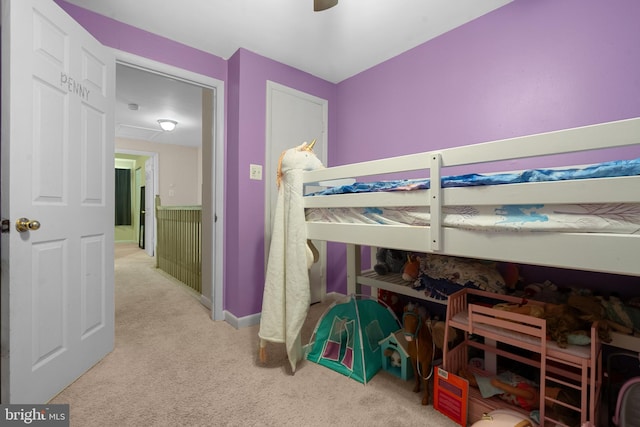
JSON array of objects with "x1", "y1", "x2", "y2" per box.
[
  {"x1": 113, "y1": 49, "x2": 226, "y2": 321},
  {"x1": 225, "y1": 311, "x2": 262, "y2": 329},
  {"x1": 225, "y1": 292, "x2": 346, "y2": 330},
  {"x1": 114, "y1": 158, "x2": 136, "y2": 169},
  {"x1": 199, "y1": 295, "x2": 212, "y2": 310},
  {"x1": 325, "y1": 291, "x2": 346, "y2": 301}
]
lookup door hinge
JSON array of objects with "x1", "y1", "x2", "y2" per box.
[{"x1": 1, "y1": 219, "x2": 10, "y2": 233}]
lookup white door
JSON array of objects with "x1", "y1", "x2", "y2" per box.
[
  {"x1": 1, "y1": 0, "x2": 115, "y2": 403},
  {"x1": 265, "y1": 82, "x2": 328, "y2": 303},
  {"x1": 144, "y1": 156, "x2": 155, "y2": 257}
]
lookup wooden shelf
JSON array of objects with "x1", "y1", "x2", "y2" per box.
[{"x1": 357, "y1": 270, "x2": 447, "y2": 306}]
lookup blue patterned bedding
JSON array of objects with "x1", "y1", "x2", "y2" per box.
[
  {"x1": 308, "y1": 157, "x2": 640, "y2": 196},
  {"x1": 305, "y1": 158, "x2": 640, "y2": 234},
  {"x1": 306, "y1": 204, "x2": 640, "y2": 233}
]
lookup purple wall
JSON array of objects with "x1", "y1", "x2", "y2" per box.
[
  {"x1": 56, "y1": 0, "x2": 640, "y2": 317},
  {"x1": 225, "y1": 49, "x2": 337, "y2": 316},
  {"x1": 326, "y1": 0, "x2": 640, "y2": 295},
  {"x1": 56, "y1": 0, "x2": 337, "y2": 317},
  {"x1": 335, "y1": 0, "x2": 640, "y2": 166},
  {"x1": 55, "y1": 1, "x2": 338, "y2": 318}
]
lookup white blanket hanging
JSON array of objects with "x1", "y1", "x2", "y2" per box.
[{"x1": 258, "y1": 141, "x2": 323, "y2": 373}]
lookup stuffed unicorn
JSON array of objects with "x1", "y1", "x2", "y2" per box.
[
  {"x1": 258, "y1": 140, "x2": 324, "y2": 372},
  {"x1": 276, "y1": 140, "x2": 323, "y2": 268}
]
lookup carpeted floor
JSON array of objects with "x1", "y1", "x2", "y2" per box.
[{"x1": 49, "y1": 243, "x2": 459, "y2": 427}]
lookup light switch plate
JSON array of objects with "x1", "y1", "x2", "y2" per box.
[{"x1": 250, "y1": 164, "x2": 262, "y2": 180}]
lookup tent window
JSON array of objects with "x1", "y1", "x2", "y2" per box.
[
  {"x1": 340, "y1": 320, "x2": 355, "y2": 370},
  {"x1": 115, "y1": 168, "x2": 132, "y2": 225},
  {"x1": 322, "y1": 317, "x2": 355, "y2": 371},
  {"x1": 365, "y1": 320, "x2": 384, "y2": 352}
]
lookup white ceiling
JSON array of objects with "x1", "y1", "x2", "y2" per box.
[
  {"x1": 115, "y1": 64, "x2": 204, "y2": 148},
  {"x1": 65, "y1": 0, "x2": 513, "y2": 146}
]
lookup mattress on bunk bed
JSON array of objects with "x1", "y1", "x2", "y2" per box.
[
  {"x1": 305, "y1": 157, "x2": 640, "y2": 234},
  {"x1": 450, "y1": 310, "x2": 593, "y2": 360}
]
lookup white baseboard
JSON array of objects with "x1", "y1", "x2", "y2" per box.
[
  {"x1": 224, "y1": 310, "x2": 261, "y2": 329},
  {"x1": 199, "y1": 295, "x2": 212, "y2": 310},
  {"x1": 224, "y1": 292, "x2": 345, "y2": 329},
  {"x1": 324, "y1": 291, "x2": 345, "y2": 302}
]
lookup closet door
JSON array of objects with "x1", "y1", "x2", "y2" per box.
[{"x1": 265, "y1": 81, "x2": 328, "y2": 303}]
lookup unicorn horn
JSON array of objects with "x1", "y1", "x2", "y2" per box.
[{"x1": 306, "y1": 139, "x2": 317, "y2": 151}]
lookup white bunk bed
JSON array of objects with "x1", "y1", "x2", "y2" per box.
[{"x1": 302, "y1": 118, "x2": 640, "y2": 350}]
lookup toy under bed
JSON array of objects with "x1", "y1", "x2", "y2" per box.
[{"x1": 442, "y1": 288, "x2": 602, "y2": 426}]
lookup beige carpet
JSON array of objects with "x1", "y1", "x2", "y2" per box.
[{"x1": 50, "y1": 243, "x2": 459, "y2": 427}]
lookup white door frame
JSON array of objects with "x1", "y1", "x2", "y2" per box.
[{"x1": 114, "y1": 51, "x2": 225, "y2": 321}]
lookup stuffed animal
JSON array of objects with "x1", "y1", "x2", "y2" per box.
[
  {"x1": 493, "y1": 301, "x2": 545, "y2": 318},
  {"x1": 277, "y1": 139, "x2": 324, "y2": 269},
  {"x1": 523, "y1": 280, "x2": 559, "y2": 303},
  {"x1": 374, "y1": 248, "x2": 407, "y2": 275},
  {"x1": 501, "y1": 263, "x2": 520, "y2": 292},
  {"x1": 378, "y1": 289, "x2": 402, "y2": 314},
  {"x1": 544, "y1": 302, "x2": 612, "y2": 348},
  {"x1": 567, "y1": 294, "x2": 614, "y2": 343},
  {"x1": 402, "y1": 254, "x2": 421, "y2": 282},
  {"x1": 384, "y1": 348, "x2": 402, "y2": 368},
  {"x1": 541, "y1": 294, "x2": 619, "y2": 348},
  {"x1": 430, "y1": 320, "x2": 457, "y2": 351},
  {"x1": 402, "y1": 303, "x2": 435, "y2": 406}
]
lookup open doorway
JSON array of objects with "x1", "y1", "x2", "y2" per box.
[
  {"x1": 113, "y1": 53, "x2": 225, "y2": 321},
  {"x1": 114, "y1": 151, "x2": 157, "y2": 257},
  {"x1": 115, "y1": 61, "x2": 203, "y2": 286}
]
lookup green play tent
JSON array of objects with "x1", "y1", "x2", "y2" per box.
[{"x1": 305, "y1": 295, "x2": 401, "y2": 384}]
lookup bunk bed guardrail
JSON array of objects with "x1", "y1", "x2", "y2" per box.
[{"x1": 301, "y1": 117, "x2": 640, "y2": 276}]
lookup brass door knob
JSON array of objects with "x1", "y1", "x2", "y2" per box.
[{"x1": 16, "y1": 218, "x2": 41, "y2": 233}]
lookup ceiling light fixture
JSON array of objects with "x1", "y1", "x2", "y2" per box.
[
  {"x1": 314, "y1": 0, "x2": 338, "y2": 12},
  {"x1": 157, "y1": 119, "x2": 177, "y2": 132}
]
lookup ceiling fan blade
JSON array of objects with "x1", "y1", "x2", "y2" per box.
[{"x1": 314, "y1": 0, "x2": 338, "y2": 12}]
